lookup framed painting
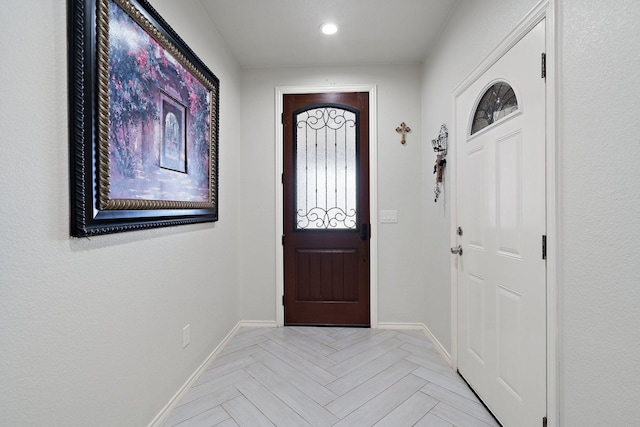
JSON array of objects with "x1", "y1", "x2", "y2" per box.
[{"x1": 68, "y1": 0, "x2": 219, "y2": 237}]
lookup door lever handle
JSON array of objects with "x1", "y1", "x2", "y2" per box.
[
  {"x1": 450, "y1": 245, "x2": 463, "y2": 255},
  {"x1": 361, "y1": 224, "x2": 368, "y2": 240}
]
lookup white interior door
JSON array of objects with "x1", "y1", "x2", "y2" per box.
[{"x1": 455, "y1": 20, "x2": 546, "y2": 427}]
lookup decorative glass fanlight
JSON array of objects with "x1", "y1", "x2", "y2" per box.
[{"x1": 471, "y1": 82, "x2": 518, "y2": 135}]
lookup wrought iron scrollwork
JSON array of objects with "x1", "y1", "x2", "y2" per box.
[
  {"x1": 298, "y1": 107, "x2": 354, "y2": 132},
  {"x1": 297, "y1": 207, "x2": 357, "y2": 230},
  {"x1": 295, "y1": 106, "x2": 358, "y2": 230}
]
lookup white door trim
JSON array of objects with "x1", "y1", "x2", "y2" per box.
[
  {"x1": 274, "y1": 84, "x2": 379, "y2": 328},
  {"x1": 450, "y1": 1, "x2": 557, "y2": 425}
]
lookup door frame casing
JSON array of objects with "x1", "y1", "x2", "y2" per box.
[
  {"x1": 450, "y1": 0, "x2": 557, "y2": 426},
  {"x1": 275, "y1": 85, "x2": 379, "y2": 328}
]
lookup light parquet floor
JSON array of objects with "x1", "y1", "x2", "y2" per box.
[{"x1": 162, "y1": 327, "x2": 499, "y2": 427}]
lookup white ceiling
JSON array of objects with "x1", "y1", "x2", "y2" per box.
[{"x1": 199, "y1": 0, "x2": 458, "y2": 69}]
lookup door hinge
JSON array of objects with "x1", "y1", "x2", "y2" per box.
[
  {"x1": 282, "y1": 234, "x2": 285, "y2": 245},
  {"x1": 542, "y1": 235, "x2": 547, "y2": 260},
  {"x1": 282, "y1": 295, "x2": 285, "y2": 306},
  {"x1": 281, "y1": 173, "x2": 284, "y2": 184},
  {"x1": 541, "y1": 52, "x2": 547, "y2": 79},
  {"x1": 281, "y1": 112, "x2": 284, "y2": 124},
  {"x1": 543, "y1": 416, "x2": 548, "y2": 427}
]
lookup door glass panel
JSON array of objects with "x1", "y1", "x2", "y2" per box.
[
  {"x1": 295, "y1": 106, "x2": 357, "y2": 230},
  {"x1": 471, "y1": 82, "x2": 518, "y2": 135}
]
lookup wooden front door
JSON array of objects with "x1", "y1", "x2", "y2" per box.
[{"x1": 283, "y1": 92, "x2": 370, "y2": 326}]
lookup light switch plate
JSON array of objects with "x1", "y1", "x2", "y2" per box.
[{"x1": 380, "y1": 210, "x2": 398, "y2": 223}]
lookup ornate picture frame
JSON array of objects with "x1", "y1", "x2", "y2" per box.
[{"x1": 68, "y1": 0, "x2": 219, "y2": 237}]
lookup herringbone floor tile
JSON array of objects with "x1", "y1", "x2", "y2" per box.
[{"x1": 163, "y1": 327, "x2": 499, "y2": 427}]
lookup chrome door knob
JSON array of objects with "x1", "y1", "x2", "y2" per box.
[{"x1": 450, "y1": 245, "x2": 463, "y2": 255}]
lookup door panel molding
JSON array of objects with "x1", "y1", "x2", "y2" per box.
[
  {"x1": 275, "y1": 85, "x2": 378, "y2": 328},
  {"x1": 450, "y1": 0, "x2": 557, "y2": 425}
]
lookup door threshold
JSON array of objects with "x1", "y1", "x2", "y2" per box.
[{"x1": 284, "y1": 323, "x2": 371, "y2": 328}]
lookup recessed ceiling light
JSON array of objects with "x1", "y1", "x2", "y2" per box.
[{"x1": 320, "y1": 23, "x2": 338, "y2": 35}]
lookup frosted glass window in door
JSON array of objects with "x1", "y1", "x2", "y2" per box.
[
  {"x1": 471, "y1": 82, "x2": 518, "y2": 135},
  {"x1": 295, "y1": 106, "x2": 357, "y2": 230}
]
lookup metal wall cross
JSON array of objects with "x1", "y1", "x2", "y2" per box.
[{"x1": 395, "y1": 122, "x2": 411, "y2": 145}]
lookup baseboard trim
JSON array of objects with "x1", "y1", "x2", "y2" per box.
[
  {"x1": 377, "y1": 322, "x2": 453, "y2": 367},
  {"x1": 238, "y1": 320, "x2": 278, "y2": 329},
  {"x1": 377, "y1": 322, "x2": 427, "y2": 331},
  {"x1": 148, "y1": 321, "x2": 275, "y2": 427}
]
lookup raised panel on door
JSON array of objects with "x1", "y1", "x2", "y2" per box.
[{"x1": 295, "y1": 249, "x2": 358, "y2": 302}]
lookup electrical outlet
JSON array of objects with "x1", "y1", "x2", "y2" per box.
[{"x1": 183, "y1": 324, "x2": 190, "y2": 348}]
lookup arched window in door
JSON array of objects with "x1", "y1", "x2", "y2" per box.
[
  {"x1": 471, "y1": 81, "x2": 518, "y2": 135},
  {"x1": 294, "y1": 105, "x2": 358, "y2": 230}
]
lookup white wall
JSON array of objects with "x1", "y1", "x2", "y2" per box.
[
  {"x1": 558, "y1": 0, "x2": 640, "y2": 424},
  {"x1": 0, "y1": 1, "x2": 242, "y2": 425},
  {"x1": 422, "y1": 0, "x2": 640, "y2": 424},
  {"x1": 239, "y1": 65, "x2": 427, "y2": 324}
]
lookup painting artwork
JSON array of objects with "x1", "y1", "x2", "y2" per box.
[{"x1": 69, "y1": 0, "x2": 219, "y2": 236}]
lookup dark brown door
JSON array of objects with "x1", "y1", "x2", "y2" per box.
[{"x1": 283, "y1": 92, "x2": 370, "y2": 326}]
